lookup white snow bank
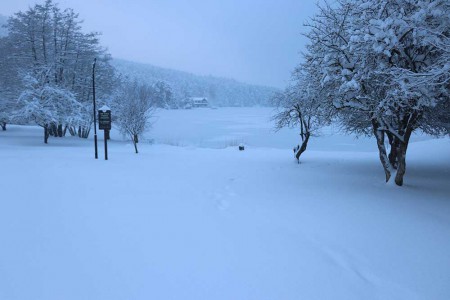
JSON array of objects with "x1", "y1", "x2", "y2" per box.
[{"x1": 0, "y1": 108, "x2": 449, "y2": 300}]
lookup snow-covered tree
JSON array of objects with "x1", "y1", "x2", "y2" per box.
[
  {"x1": 2, "y1": 0, "x2": 116, "y2": 137},
  {"x1": 0, "y1": 33, "x2": 21, "y2": 130},
  {"x1": 296, "y1": 0, "x2": 450, "y2": 186},
  {"x1": 112, "y1": 80, "x2": 155, "y2": 153},
  {"x1": 15, "y1": 70, "x2": 82, "y2": 143},
  {"x1": 346, "y1": 0, "x2": 450, "y2": 185},
  {"x1": 152, "y1": 81, "x2": 174, "y2": 108}
]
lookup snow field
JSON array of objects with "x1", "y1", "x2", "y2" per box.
[{"x1": 0, "y1": 108, "x2": 449, "y2": 300}]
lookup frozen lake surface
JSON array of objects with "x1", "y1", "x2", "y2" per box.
[{"x1": 147, "y1": 107, "x2": 433, "y2": 151}]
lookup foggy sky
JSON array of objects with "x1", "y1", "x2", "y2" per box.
[{"x1": 0, "y1": 0, "x2": 318, "y2": 88}]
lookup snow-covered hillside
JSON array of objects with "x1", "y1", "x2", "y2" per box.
[
  {"x1": 1, "y1": 108, "x2": 449, "y2": 300},
  {"x1": 112, "y1": 59, "x2": 279, "y2": 107}
]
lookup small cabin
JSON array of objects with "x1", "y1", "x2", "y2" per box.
[{"x1": 190, "y1": 97, "x2": 209, "y2": 108}]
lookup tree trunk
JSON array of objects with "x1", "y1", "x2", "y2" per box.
[
  {"x1": 1, "y1": 122, "x2": 6, "y2": 131},
  {"x1": 57, "y1": 124, "x2": 63, "y2": 137},
  {"x1": 387, "y1": 133, "x2": 398, "y2": 169},
  {"x1": 372, "y1": 120, "x2": 391, "y2": 182},
  {"x1": 81, "y1": 126, "x2": 91, "y2": 138},
  {"x1": 295, "y1": 132, "x2": 310, "y2": 163},
  {"x1": 44, "y1": 124, "x2": 49, "y2": 144},
  {"x1": 134, "y1": 134, "x2": 138, "y2": 144},
  {"x1": 49, "y1": 123, "x2": 58, "y2": 137},
  {"x1": 68, "y1": 126, "x2": 77, "y2": 136},
  {"x1": 132, "y1": 135, "x2": 139, "y2": 154},
  {"x1": 82, "y1": 127, "x2": 87, "y2": 138},
  {"x1": 394, "y1": 127, "x2": 413, "y2": 186},
  {"x1": 394, "y1": 142, "x2": 407, "y2": 186}
]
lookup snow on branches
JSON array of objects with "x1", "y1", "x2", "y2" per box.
[
  {"x1": 111, "y1": 80, "x2": 155, "y2": 154},
  {"x1": 280, "y1": 0, "x2": 450, "y2": 186},
  {"x1": 16, "y1": 70, "x2": 82, "y2": 143},
  {"x1": 0, "y1": 0, "x2": 116, "y2": 141}
]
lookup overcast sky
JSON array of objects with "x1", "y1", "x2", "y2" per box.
[{"x1": 0, "y1": 0, "x2": 318, "y2": 88}]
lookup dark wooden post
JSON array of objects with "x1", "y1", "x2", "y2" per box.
[
  {"x1": 93, "y1": 58, "x2": 98, "y2": 159},
  {"x1": 104, "y1": 130, "x2": 108, "y2": 160}
]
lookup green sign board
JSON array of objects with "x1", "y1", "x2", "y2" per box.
[{"x1": 98, "y1": 110, "x2": 111, "y2": 130}]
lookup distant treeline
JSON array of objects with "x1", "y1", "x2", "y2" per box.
[{"x1": 112, "y1": 59, "x2": 279, "y2": 108}]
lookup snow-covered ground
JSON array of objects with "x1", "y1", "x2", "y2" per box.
[{"x1": 1, "y1": 107, "x2": 449, "y2": 300}]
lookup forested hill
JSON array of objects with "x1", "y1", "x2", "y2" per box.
[{"x1": 112, "y1": 59, "x2": 279, "y2": 107}]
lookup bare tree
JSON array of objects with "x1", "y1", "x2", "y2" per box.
[
  {"x1": 273, "y1": 64, "x2": 332, "y2": 163},
  {"x1": 112, "y1": 80, "x2": 155, "y2": 153}
]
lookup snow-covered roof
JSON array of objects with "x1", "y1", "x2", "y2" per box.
[
  {"x1": 190, "y1": 97, "x2": 208, "y2": 101},
  {"x1": 99, "y1": 105, "x2": 111, "y2": 111}
]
